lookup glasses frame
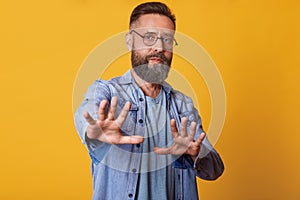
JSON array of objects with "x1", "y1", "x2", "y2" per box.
[{"x1": 130, "y1": 29, "x2": 178, "y2": 50}]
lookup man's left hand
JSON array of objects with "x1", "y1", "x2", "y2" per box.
[{"x1": 153, "y1": 117, "x2": 206, "y2": 161}]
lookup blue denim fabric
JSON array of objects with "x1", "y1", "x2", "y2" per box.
[{"x1": 74, "y1": 70, "x2": 224, "y2": 200}]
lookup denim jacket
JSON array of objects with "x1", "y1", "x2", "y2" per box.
[{"x1": 74, "y1": 70, "x2": 224, "y2": 200}]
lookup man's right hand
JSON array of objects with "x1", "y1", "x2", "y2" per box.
[{"x1": 83, "y1": 96, "x2": 144, "y2": 144}]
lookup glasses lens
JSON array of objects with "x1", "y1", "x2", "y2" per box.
[
  {"x1": 163, "y1": 37, "x2": 175, "y2": 49},
  {"x1": 143, "y1": 32, "x2": 157, "y2": 46}
]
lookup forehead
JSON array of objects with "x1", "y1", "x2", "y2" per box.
[
  {"x1": 132, "y1": 14, "x2": 175, "y2": 31},
  {"x1": 134, "y1": 27, "x2": 175, "y2": 36}
]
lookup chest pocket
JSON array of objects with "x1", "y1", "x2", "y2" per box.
[{"x1": 115, "y1": 103, "x2": 138, "y2": 134}]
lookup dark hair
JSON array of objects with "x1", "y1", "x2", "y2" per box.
[{"x1": 130, "y1": 2, "x2": 176, "y2": 29}]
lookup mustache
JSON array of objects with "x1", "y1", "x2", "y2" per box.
[{"x1": 145, "y1": 52, "x2": 168, "y2": 64}]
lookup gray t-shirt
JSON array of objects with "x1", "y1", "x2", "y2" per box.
[{"x1": 135, "y1": 89, "x2": 176, "y2": 200}]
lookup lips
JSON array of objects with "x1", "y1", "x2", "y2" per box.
[
  {"x1": 145, "y1": 52, "x2": 168, "y2": 65},
  {"x1": 148, "y1": 57, "x2": 162, "y2": 63}
]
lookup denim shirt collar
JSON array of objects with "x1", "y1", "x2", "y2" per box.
[{"x1": 118, "y1": 69, "x2": 173, "y2": 95}]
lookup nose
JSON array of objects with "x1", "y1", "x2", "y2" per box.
[{"x1": 152, "y1": 38, "x2": 164, "y2": 52}]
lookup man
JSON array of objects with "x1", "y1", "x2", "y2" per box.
[{"x1": 74, "y1": 2, "x2": 224, "y2": 200}]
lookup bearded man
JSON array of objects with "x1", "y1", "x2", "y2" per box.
[{"x1": 74, "y1": 2, "x2": 224, "y2": 200}]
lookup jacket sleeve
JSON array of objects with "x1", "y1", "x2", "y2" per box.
[
  {"x1": 189, "y1": 101, "x2": 224, "y2": 180},
  {"x1": 74, "y1": 80, "x2": 112, "y2": 163},
  {"x1": 193, "y1": 136, "x2": 224, "y2": 180},
  {"x1": 171, "y1": 90, "x2": 224, "y2": 180}
]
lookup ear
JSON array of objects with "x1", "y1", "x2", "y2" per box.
[{"x1": 126, "y1": 32, "x2": 133, "y2": 51}]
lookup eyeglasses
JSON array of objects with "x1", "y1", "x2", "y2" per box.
[{"x1": 130, "y1": 29, "x2": 178, "y2": 50}]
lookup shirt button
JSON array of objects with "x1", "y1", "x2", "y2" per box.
[
  {"x1": 139, "y1": 97, "x2": 144, "y2": 101},
  {"x1": 138, "y1": 119, "x2": 143, "y2": 123},
  {"x1": 128, "y1": 193, "x2": 133, "y2": 198},
  {"x1": 132, "y1": 168, "x2": 137, "y2": 173}
]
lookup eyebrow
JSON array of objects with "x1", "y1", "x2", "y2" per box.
[
  {"x1": 145, "y1": 31, "x2": 158, "y2": 34},
  {"x1": 161, "y1": 32, "x2": 174, "y2": 37}
]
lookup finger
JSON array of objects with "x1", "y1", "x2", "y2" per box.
[
  {"x1": 115, "y1": 101, "x2": 131, "y2": 127},
  {"x1": 153, "y1": 146, "x2": 171, "y2": 155},
  {"x1": 170, "y1": 119, "x2": 178, "y2": 138},
  {"x1": 98, "y1": 99, "x2": 108, "y2": 121},
  {"x1": 118, "y1": 135, "x2": 144, "y2": 144},
  {"x1": 194, "y1": 132, "x2": 206, "y2": 146},
  {"x1": 107, "y1": 96, "x2": 117, "y2": 120},
  {"x1": 83, "y1": 112, "x2": 96, "y2": 125},
  {"x1": 180, "y1": 117, "x2": 188, "y2": 137},
  {"x1": 188, "y1": 121, "x2": 197, "y2": 140}
]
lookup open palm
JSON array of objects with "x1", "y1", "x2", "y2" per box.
[
  {"x1": 154, "y1": 117, "x2": 205, "y2": 160},
  {"x1": 84, "y1": 96, "x2": 144, "y2": 144}
]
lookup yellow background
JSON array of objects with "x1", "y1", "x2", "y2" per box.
[{"x1": 1, "y1": 0, "x2": 299, "y2": 199}]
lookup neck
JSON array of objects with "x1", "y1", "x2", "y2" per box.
[{"x1": 131, "y1": 69, "x2": 161, "y2": 98}]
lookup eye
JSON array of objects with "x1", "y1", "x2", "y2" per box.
[
  {"x1": 162, "y1": 37, "x2": 173, "y2": 45},
  {"x1": 144, "y1": 33, "x2": 157, "y2": 42}
]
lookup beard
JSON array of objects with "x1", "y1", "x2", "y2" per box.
[{"x1": 131, "y1": 51, "x2": 172, "y2": 84}]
